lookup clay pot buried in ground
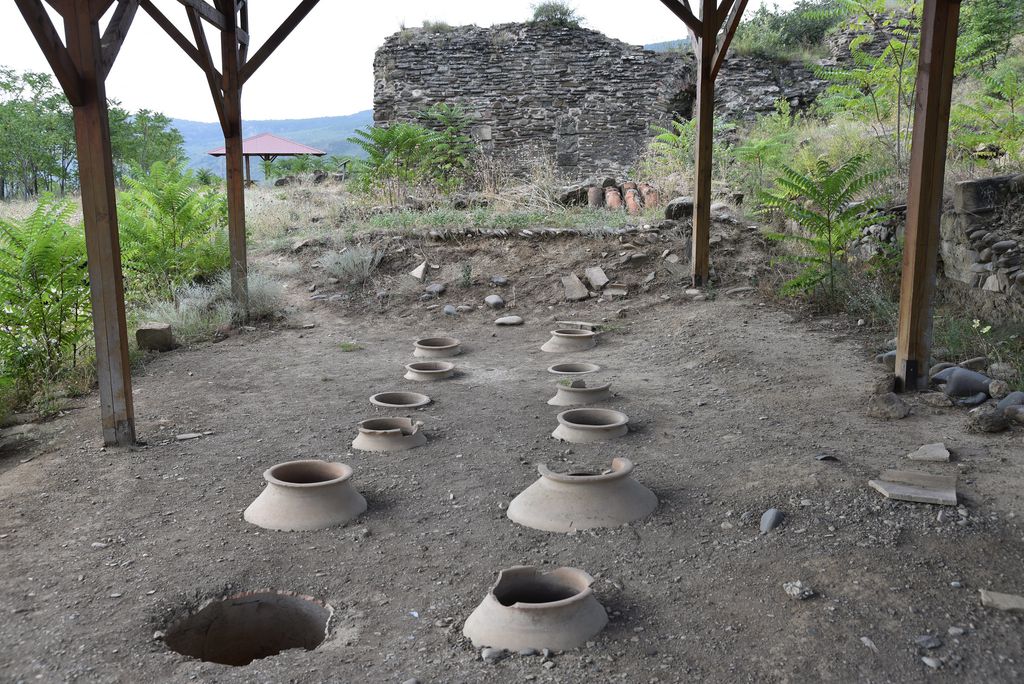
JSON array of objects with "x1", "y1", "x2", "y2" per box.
[
  {"x1": 352, "y1": 417, "x2": 426, "y2": 452},
  {"x1": 548, "y1": 379, "x2": 613, "y2": 406},
  {"x1": 604, "y1": 186, "x2": 623, "y2": 209},
  {"x1": 507, "y1": 457, "x2": 656, "y2": 532},
  {"x1": 404, "y1": 360, "x2": 456, "y2": 381},
  {"x1": 587, "y1": 186, "x2": 604, "y2": 208},
  {"x1": 369, "y1": 391, "x2": 431, "y2": 409},
  {"x1": 413, "y1": 336, "x2": 462, "y2": 358},
  {"x1": 243, "y1": 460, "x2": 367, "y2": 531},
  {"x1": 541, "y1": 329, "x2": 597, "y2": 353},
  {"x1": 552, "y1": 408, "x2": 629, "y2": 443},
  {"x1": 547, "y1": 362, "x2": 601, "y2": 376},
  {"x1": 624, "y1": 188, "x2": 643, "y2": 215},
  {"x1": 462, "y1": 566, "x2": 608, "y2": 651}
]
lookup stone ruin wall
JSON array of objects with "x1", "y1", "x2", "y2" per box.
[
  {"x1": 373, "y1": 23, "x2": 827, "y2": 180},
  {"x1": 939, "y1": 174, "x2": 1024, "y2": 319}
]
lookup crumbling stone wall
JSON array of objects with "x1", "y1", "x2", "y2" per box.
[
  {"x1": 940, "y1": 174, "x2": 1024, "y2": 302},
  {"x1": 373, "y1": 24, "x2": 694, "y2": 180},
  {"x1": 373, "y1": 23, "x2": 829, "y2": 179}
]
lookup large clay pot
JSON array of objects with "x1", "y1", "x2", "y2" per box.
[
  {"x1": 352, "y1": 417, "x2": 426, "y2": 452},
  {"x1": 413, "y1": 336, "x2": 462, "y2": 358},
  {"x1": 547, "y1": 380, "x2": 612, "y2": 406},
  {"x1": 541, "y1": 329, "x2": 597, "y2": 353},
  {"x1": 552, "y1": 408, "x2": 628, "y2": 443},
  {"x1": 507, "y1": 458, "x2": 656, "y2": 532},
  {"x1": 404, "y1": 360, "x2": 456, "y2": 381},
  {"x1": 370, "y1": 391, "x2": 431, "y2": 409},
  {"x1": 243, "y1": 460, "x2": 366, "y2": 531},
  {"x1": 463, "y1": 566, "x2": 608, "y2": 650}
]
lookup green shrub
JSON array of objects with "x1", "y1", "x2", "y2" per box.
[
  {"x1": 417, "y1": 102, "x2": 476, "y2": 192},
  {"x1": 531, "y1": 1, "x2": 582, "y2": 26},
  {"x1": 117, "y1": 160, "x2": 229, "y2": 302},
  {"x1": 0, "y1": 195, "x2": 92, "y2": 385},
  {"x1": 422, "y1": 20, "x2": 454, "y2": 33},
  {"x1": 759, "y1": 154, "x2": 887, "y2": 306},
  {"x1": 348, "y1": 123, "x2": 437, "y2": 205},
  {"x1": 732, "y1": 0, "x2": 844, "y2": 60},
  {"x1": 951, "y1": 57, "x2": 1024, "y2": 168}
]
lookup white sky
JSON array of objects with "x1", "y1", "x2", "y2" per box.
[{"x1": 0, "y1": 1, "x2": 787, "y2": 123}]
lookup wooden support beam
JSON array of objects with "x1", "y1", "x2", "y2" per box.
[
  {"x1": 13, "y1": 0, "x2": 84, "y2": 106},
  {"x1": 177, "y1": 0, "x2": 226, "y2": 29},
  {"x1": 895, "y1": 0, "x2": 961, "y2": 391},
  {"x1": 99, "y1": 0, "x2": 139, "y2": 79},
  {"x1": 64, "y1": 2, "x2": 137, "y2": 446},
  {"x1": 185, "y1": 5, "x2": 227, "y2": 131},
  {"x1": 691, "y1": 0, "x2": 718, "y2": 287},
  {"x1": 220, "y1": 7, "x2": 248, "y2": 317},
  {"x1": 658, "y1": 0, "x2": 702, "y2": 35},
  {"x1": 239, "y1": 0, "x2": 320, "y2": 84},
  {"x1": 711, "y1": 0, "x2": 748, "y2": 80},
  {"x1": 138, "y1": 0, "x2": 206, "y2": 71}
]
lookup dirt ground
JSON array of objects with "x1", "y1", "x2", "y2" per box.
[{"x1": 1, "y1": 230, "x2": 1023, "y2": 684}]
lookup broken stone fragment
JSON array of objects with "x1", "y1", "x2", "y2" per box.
[
  {"x1": 584, "y1": 266, "x2": 609, "y2": 290},
  {"x1": 980, "y1": 589, "x2": 1024, "y2": 612},
  {"x1": 561, "y1": 274, "x2": 589, "y2": 302},
  {"x1": 866, "y1": 392, "x2": 910, "y2": 420},
  {"x1": 136, "y1": 322, "x2": 175, "y2": 352},
  {"x1": 868, "y1": 469, "x2": 957, "y2": 506},
  {"x1": 907, "y1": 443, "x2": 950, "y2": 462},
  {"x1": 783, "y1": 581, "x2": 814, "y2": 600}
]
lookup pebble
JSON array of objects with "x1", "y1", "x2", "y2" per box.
[
  {"x1": 518, "y1": 648, "x2": 538, "y2": 656},
  {"x1": 90, "y1": 542, "x2": 108, "y2": 549},
  {"x1": 484, "y1": 294, "x2": 505, "y2": 309},
  {"x1": 490, "y1": 275, "x2": 508, "y2": 286},
  {"x1": 443, "y1": 304, "x2": 457, "y2": 316},
  {"x1": 915, "y1": 635, "x2": 942, "y2": 649},
  {"x1": 866, "y1": 392, "x2": 910, "y2": 420},
  {"x1": 907, "y1": 442, "x2": 950, "y2": 462},
  {"x1": 783, "y1": 581, "x2": 815, "y2": 600},
  {"x1": 402, "y1": 680, "x2": 420, "y2": 684},
  {"x1": 950, "y1": 581, "x2": 963, "y2": 588},
  {"x1": 175, "y1": 433, "x2": 202, "y2": 441},
  {"x1": 543, "y1": 661, "x2": 556, "y2": 669},
  {"x1": 481, "y1": 647, "x2": 504, "y2": 663},
  {"x1": 760, "y1": 508, "x2": 784, "y2": 533},
  {"x1": 495, "y1": 315, "x2": 524, "y2": 326},
  {"x1": 921, "y1": 656, "x2": 942, "y2": 669},
  {"x1": 948, "y1": 626, "x2": 966, "y2": 636},
  {"x1": 424, "y1": 282, "x2": 447, "y2": 296}
]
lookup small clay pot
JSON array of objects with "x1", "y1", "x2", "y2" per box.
[
  {"x1": 404, "y1": 360, "x2": 456, "y2": 381},
  {"x1": 413, "y1": 336, "x2": 462, "y2": 358},
  {"x1": 552, "y1": 408, "x2": 628, "y2": 443},
  {"x1": 243, "y1": 460, "x2": 367, "y2": 531},
  {"x1": 547, "y1": 362, "x2": 601, "y2": 376},
  {"x1": 548, "y1": 380, "x2": 612, "y2": 406},
  {"x1": 370, "y1": 391, "x2": 431, "y2": 409},
  {"x1": 541, "y1": 329, "x2": 597, "y2": 353},
  {"x1": 352, "y1": 417, "x2": 426, "y2": 452},
  {"x1": 463, "y1": 566, "x2": 608, "y2": 650},
  {"x1": 507, "y1": 458, "x2": 657, "y2": 532}
]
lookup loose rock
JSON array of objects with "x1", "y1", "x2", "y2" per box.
[
  {"x1": 967, "y1": 406, "x2": 1009, "y2": 433},
  {"x1": 481, "y1": 647, "x2": 504, "y2": 663},
  {"x1": 907, "y1": 443, "x2": 950, "y2": 462},
  {"x1": 922, "y1": 657, "x2": 942, "y2": 669},
  {"x1": 495, "y1": 315, "x2": 524, "y2": 326},
  {"x1": 424, "y1": 282, "x2": 447, "y2": 296},
  {"x1": 915, "y1": 635, "x2": 942, "y2": 649},
  {"x1": 759, "y1": 508, "x2": 784, "y2": 533},
  {"x1": 443, "y1": 304, "x2": 457, "y2": 316},
  {"x1": 562, "y1": 274, "x2": 590, "y2": 301},
  {"x1": 867, "y1": 392, "x2": 910, "y2": 420},
  {"x1": 944, "y1": 368, "x2": 992, "y2": 398},
  {"x1": 783, "y1": 581, "x2": 815, "y2": 600},
  {"x1": 484, "y1": 294, "x2": 505, "y2": 309},
  {"x1": 490, "y1": 275, "x2": 508, "y2": 286}
]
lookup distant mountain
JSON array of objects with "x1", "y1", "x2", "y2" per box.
[
  {"x1": 644, "y1": 39, "x2": 690, "y2": 52},
  {"x1": 173, "y1": 110, "x2": 374, "y2": 178}
]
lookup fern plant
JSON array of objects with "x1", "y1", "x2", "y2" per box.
[
  {"x1": 0, "y1": 195, "x2": 92, "y2": 384},
  {"x1": 759, "y1": 154, "x2": 887, "y2": 305},
  {"x1": 417, "y1": 102, "x2": 476, "y2": 193},
  {"x1": 348, "y1": 123, "x2": 437, "y2": 206},
  {"x1": 117, "y1": 160, "x2": 229, "y2": 301}
]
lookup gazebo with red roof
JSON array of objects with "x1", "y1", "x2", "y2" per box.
[{"x1": 208, "y1": 132, "x2": 326, "y2": 183}]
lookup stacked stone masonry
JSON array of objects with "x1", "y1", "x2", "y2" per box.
[
  {"x1": 940, "y1": 174, "x2": 1024, "y2": 300},
  {"x1": 373, "y1": 23, "x2": 827, "y2": 179}
]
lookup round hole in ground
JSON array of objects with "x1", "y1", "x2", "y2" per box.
[{"x1": 164, "y1": 591, "x2": 332, "y2": 666}]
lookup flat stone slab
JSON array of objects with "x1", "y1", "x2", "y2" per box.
[
  {"x1": 585, "y1": 266, "x2": 609, "y2": 290},
  {"x1": 562, "y1": 274, "x2": 589, "y2": 301},
  {"x1": 868, "y1": 470, "x2": 957, "y2": 506},
  {"x1": 980, "y1": 589, "x2": 1024, "y2": 612},
  {"x1": 907, "y1": 443, "x2": 950, "y2": 462}
]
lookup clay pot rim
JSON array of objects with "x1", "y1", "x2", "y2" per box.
[
  {"x1": 549, "y1": 329, "x2": 596, "y2": 338},
  {"x1": 538, "y1": 457, "x2": 633, "y2": 483},
  {"x1": 369, "y1": 391, "x2": 431, "y2": 409},
  {"x1": 555, "y1": 381, "x2": 611, "y2": 393},
  {"x1": 547, "y1": 362, "x2": 601, "y2": 375},
  {"x1": 358, "y1": 417, "x2": 421, "y2": 435},
  {"x1": 263, "y1": 459, "x2": 353, "y2": 489},
  {"x1": 556, "y1": 408, "x2": 629, "y2": 430},
  {"x1": 490, "y1": 565, "x2": 595, "y2": 611},
  {"x1": 405, "y1": 360, "x2": 456, "y2": 373},
  {"x1": 413, "y1": 336, "x2": 461, "y2": 350}
]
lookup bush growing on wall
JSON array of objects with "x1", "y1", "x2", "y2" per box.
[{"x1": 531, "y1": 2, "x2": 582, "y2": 27}]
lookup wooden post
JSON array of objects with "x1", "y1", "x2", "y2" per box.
[
  {"x1": 220, "y1": 7, "x2": 248, "y2": 318},
  {"x1": 244, "y1": 155, "x2": 251, "y2": 184},
  {"x1": 895, "y1": 0, "x2": 961, "y2": 391},
  {"x1": 692, "y1": 0, "x2": 717, "y2": 286},
  {"x1": 659, "y1": 0, "x2": 748, "y2": 287},
  {"x1": 64, "y1": 2, "x2": 136, "y2": 446}
]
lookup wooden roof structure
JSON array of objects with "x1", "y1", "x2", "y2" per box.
[
  {"x1": 15, "y1": 0, "x2": 960, "y2": 446},
  {"x1": 208, "y1": 132, "x2": 326, "y2": 183}
]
